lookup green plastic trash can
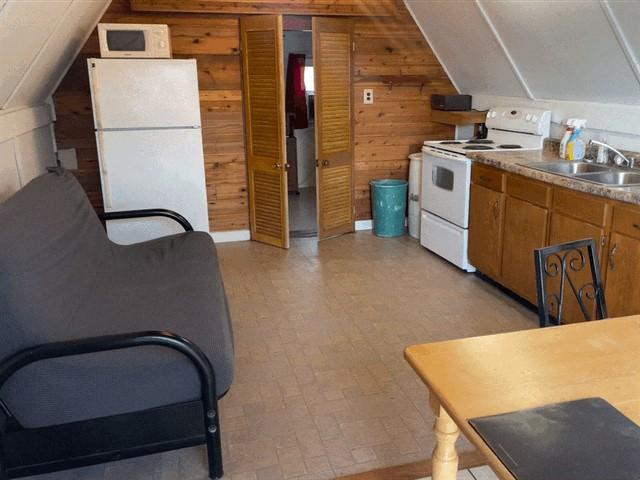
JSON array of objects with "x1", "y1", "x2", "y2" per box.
[{"x1": 370, "y1": 179, "x2": 408, "y2": 237}]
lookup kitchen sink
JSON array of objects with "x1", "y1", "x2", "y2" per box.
[
  {"x1": 526, "y1": 161, "x2": 610, "y2": 175},
  {"x1": 574, "y1": 171, "x2": 640, "y2": 187},
  {"x1": 520, "y1": 161, "x2": 640, "y2": 188}
]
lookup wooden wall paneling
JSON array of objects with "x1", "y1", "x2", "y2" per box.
[
  {"x1": 131, "y1": 0, "x2": 401, "y2": 17},
  {"x1": 352, "y1": 14, "x2": 456, "y2": 220}
]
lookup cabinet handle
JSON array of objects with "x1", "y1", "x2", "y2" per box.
[
  {"x1": 609, "y1": 243, "x2": 618, "y2": 271},
  {"x1": 272, "y1": 163, "x2": 282, "y2": 169},
  {"x1": 633, "y1": 223, "x2": 640, "y2": 230}
]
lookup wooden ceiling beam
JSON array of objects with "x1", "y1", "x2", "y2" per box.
[{"x1": 130, "y1": 0, "x2": 401, "y2": 17}]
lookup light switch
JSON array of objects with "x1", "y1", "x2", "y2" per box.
[{"x1": 363, "y1": 89, "x2": 374, "y2": 105}]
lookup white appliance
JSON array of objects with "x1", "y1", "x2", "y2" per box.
[
  {"x1": 420, "y1": 107, "x2": 551, "y2": 272},
  {"x1": 88, "y1": 58, "x2": 209, "y2": 245},
  {"x1": 98, "y1": 23, "x2": 171, "y2": 58}
]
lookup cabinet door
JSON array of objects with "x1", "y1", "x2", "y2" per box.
[
  {"x1": 501, "y1": 196, "x2": 549, "y2": 303},
  {"x1": 605, "y1": 232, "x2": 640, "y2": 317},
  {"x1": 469, "y1": 183, "x2": 505, "y2": 278},
  {"x1": 547, "y1": 213, "x2": 606, "y2": 323}
]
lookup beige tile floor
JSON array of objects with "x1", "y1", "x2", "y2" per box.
[
  {"x1": 288, "y1": 187, "x2": 317, "y2": 235},
  {"x1": 25, "y1": 232, "x2": 536, "y2": 480}
]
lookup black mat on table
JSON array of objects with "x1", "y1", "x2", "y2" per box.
[{"x1": 470, "y1": 397, "x2": 640, "y2": 480}]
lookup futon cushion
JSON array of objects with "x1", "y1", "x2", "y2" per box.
[
  {"x1": 0, "y1": 171, "x2": 234, "y2": 427},
  {"x1": 0, "y1": 170, "x2": 110, "y2": 357}
]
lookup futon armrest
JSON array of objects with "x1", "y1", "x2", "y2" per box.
[
  {"x1": 0, "y1": 331, "x2": 216, "y2": 401},
  {"x1": 99, "y1": 209, "x2": 194, "y2": 232},
  {"x1": 0, "y1": 332, "x2": 223, "y2": 478}
]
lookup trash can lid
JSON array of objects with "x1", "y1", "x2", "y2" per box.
[
  {"x1": 409, "y1": 153, "x2": 422, "y2": 161},
  {"x1": 369, "y1": 179, "x2": 408, "y2": 187}
]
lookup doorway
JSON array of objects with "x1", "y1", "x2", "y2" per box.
[
  {"x1": 283, "y1": 28, "x2": 317, "y2": 237},
  {"x1": 240, "y1": 15, "x2": 355, "y2": 249}
]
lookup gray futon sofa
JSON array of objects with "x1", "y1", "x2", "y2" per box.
[{"x1": 0, "y1": 168, "x2": 234, "y2": 479}]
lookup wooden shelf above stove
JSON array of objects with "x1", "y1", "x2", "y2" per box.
[{"x1": 431, "y1": 110, "x2": 488, "y2": 126}]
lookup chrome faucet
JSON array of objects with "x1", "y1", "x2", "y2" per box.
[{"x1": 589, "y1": 140, "x2": 636, "y2": 168}]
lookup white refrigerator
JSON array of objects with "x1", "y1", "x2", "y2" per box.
[{"x1": 88, "y1": 58, "x2": 209, "y2": 244}]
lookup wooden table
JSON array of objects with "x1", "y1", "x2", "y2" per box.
[{"x1": 404, "y1": 315, "x2": 640, "y2": 480}]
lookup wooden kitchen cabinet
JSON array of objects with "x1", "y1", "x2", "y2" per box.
[
  {"x1": 469, "y1": 163, "x2": 640, "y2": 320},
  {"x1": 468, "y1": 183, "x2": 505, "y2": 278},
  {"x1": 501, "y1": 195, "x2": 549, "y2": 303},
  {"x1": 547, "y1": 213, "x2": 607, "y2": 323},
  {"x1": 605, "y1": 232, "x2": 640, "y2": 317},
  {"x1": 605, "y1": 205, "x2": 640, "y2": 316}
]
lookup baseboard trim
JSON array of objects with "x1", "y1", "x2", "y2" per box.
[
  {"x1": 210, "y1": 230, "x2": 251, "y2": 243},
  {"x1": 355, "y1": 220, "x2": 373, "y2": 231}
]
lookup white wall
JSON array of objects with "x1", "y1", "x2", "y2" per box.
[
  {"x1": 284, "y1": 30, "x2": 316, "y2": 188},
  {"x1": 0, "y1": 104, "x2": 57, "y2": 201},
  {"x1": 405, "y1": 0, "x2": 640, "y2": 151},
  {"x1": 0, "y1": 0, "x2": 109, "y2": 201},
  {"x1": 0, "y1": 0, "x2": 109, "y2": 111}
]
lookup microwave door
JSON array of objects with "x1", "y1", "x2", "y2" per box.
[
  {"x1": 88, "y1": 58, "x2": 201, "y2": 130},
  {"x1": 106, "y1": 30, "x2": 146, "y2": 52}
]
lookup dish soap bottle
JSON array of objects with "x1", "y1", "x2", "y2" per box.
[
  {"x1": 567, "y1": 127, "x2": 586, "y2": 161},
  {"x1": 559, "y1": 119, "x2": 575, "y2": 160}
]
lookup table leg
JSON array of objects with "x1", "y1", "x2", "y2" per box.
[{"x1": 432, "y1": 403, "x2": 460, "y2": 480}]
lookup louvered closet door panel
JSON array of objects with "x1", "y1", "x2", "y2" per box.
[
  {"x1": 314, "y1": 17, "x2": 355, "y2": 240},
  {"x1": 320, "y1": 165, "x2": 352, "y2": 231},
  {"x1": 241, "y1": 15, "x2": 289, "y2": 248}
]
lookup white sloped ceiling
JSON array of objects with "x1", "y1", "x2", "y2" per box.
[
  {"x1": 405, "y1": 0, "x2": 640, "y2": 105},
  {"x1": 0, "y1": 0, "x2": 109, "y2": 111}
]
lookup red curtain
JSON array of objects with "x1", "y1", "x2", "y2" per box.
[{"x1": 285, "y1": 53, "x2": 308, "y2": 130}]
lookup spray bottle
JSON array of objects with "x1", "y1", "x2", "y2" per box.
[{"x1": 559, "y1": 119, "x2": 575, "y2": 160}]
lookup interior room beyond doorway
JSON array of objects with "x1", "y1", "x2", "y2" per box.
[{"x1": 284, "y1": 26, "x2": 317, "y2": 237}]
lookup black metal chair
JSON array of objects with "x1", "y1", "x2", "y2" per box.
[{"x1": 534, "y1": 238, "x2": 608, "y2": 328}]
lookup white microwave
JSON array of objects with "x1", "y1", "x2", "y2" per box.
[{"x1": 98, "y1": 23, "x2": 172, "y2": 58}]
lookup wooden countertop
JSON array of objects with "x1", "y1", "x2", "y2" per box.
[{"x1": 468, "y1": 144, "x2": 640, "y2": 206}]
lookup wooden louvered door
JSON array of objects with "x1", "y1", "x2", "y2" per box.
[
  {"x1": 313, "y1": 17, "x2": 355, "y2": 240},
  {"x1": 241, "y1": 15, "x2": 289, "y2": 248}
]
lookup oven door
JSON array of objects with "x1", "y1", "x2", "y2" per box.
[{"x1": 421, "y1": 148, "x2": 471, "y2": 228}]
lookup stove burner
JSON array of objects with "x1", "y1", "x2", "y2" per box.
[
  {"x1": 463, "y1": 145, "x2": 494, "y2": 151},
  {"x1": 466, "y1": 139, "x2": 494, "y2": 144},
  {"x1": 440, "y1": 141, "x2": 462, "y2": 145},
  {"x1": 498, "y1": 144, "x2": 522, "y2": 149}
]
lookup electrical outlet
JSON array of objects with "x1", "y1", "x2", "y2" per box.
[
  {"x1": 363, "y1": 89, "x2": 374, "y2": 105},
  {"x1": 57, "y1": 148, "x2": 78, "y2": 170}
]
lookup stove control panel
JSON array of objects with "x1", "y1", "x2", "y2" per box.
[{"x1": 485, "y1": 107, "x2": 551, "y2": 137}]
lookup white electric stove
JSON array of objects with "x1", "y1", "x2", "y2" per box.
[{"x1": 420, "y1": 107, "x2": 551, "y2": 272}]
